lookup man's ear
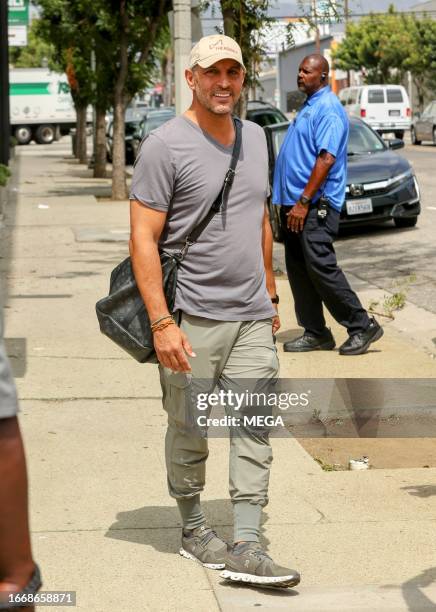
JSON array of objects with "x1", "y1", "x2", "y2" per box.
[{"x1": 185, "y1": 68, "x2": 195, "y2": 91}]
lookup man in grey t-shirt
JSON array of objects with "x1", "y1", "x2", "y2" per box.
[{"x1": 129, "y1": 35, "x2": 300, "y2": 588}]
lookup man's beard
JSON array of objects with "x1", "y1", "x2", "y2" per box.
[{"x1": 195, "y1": 87, "x2": 237, "y2": 115}]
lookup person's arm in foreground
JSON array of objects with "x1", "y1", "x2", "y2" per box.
[
  {"x1": 262, "y1": 205, "x2": 280, "y2": 334},
  {"x1": 129, "y1": 199, "x2": 195, "y2": 373},
  {"x1": 0, "y1": 309, "x2": 38, "y2": 610},
  {"x1": 287, "y1": 150, "x2": 336, "y2": 233}
]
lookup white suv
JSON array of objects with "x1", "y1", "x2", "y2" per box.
[{"x1": 338, "y1": 85, "x2": 411, "y2": 139}]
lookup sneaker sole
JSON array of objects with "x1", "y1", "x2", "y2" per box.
[
  {"x1": 179, "y1": 547, "x2": 225, "y2": 570},
  {"x1": 339, "y1": 327, "x2": 384, "y2": 356},
  {"x1": 283, "y1": 340, "x2": 335, "y2": 353},
  {"x1": 220, "y1": 569, "x2": 300, "y2": 587}
]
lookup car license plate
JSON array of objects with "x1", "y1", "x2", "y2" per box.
[
  {"x1": 389, "y1": 110, "x2": 400, "y2": 116},
  {"x1": 346, "y1": 199, "x2": 373, "y2": 215}
]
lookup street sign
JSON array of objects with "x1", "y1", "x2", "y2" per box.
[
  {"x1": 8, "y1": 24, "x2": 27, "y2": 47},
  {"x1": 8, "y1": 0, "x2": 29, "y2": 26}
]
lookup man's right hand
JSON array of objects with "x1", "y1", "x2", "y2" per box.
[{"x1": 153, "y1": 325, "x2": 195, "y2": 372}]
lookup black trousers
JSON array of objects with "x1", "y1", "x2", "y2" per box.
[{"x1": 280, "y1": 205, "x2": 370, "y2": 337}]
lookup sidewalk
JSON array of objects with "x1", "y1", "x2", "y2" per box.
[{"x1": 1, "y1": 141, "x2": 436, "y2": 612}]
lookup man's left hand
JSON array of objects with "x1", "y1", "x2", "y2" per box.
[{"x1": 287, "y1": 200, "x2": 309, "y2": 233}]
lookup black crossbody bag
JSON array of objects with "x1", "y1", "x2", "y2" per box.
[{"x1": 95, "y1": 117, "x2": 242, "y2": 363}]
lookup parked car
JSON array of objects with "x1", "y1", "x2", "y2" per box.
[
  {"x1": 106, "y1": 108, "x2": 147, "y2": 164},
  {"x1": 264, "y1": 116, "x2": 421, "y2": 242},
  {"x1": 411, "y1": 101, "x2": 436, "y2": 145},
  {"x1": 338, "y1": 85, "x2": 411, "y2": 139},
  {"x1": 245, "y1": 100, "x2": 288, "y2": 127},
  {"x1": 131, "y1": 108, "x2": 176, "y2": 160}
]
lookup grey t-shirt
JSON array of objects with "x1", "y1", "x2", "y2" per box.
[{"x1": 130, "y1": 116, "x2": 275, "y2": 321}]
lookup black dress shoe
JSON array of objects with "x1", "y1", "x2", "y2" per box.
[
  {"x1": 339, "y1": 317, "x2": 383, "y2": 356},
  {"x1": 283, "y1": 329, "x2": 335, "y2": 352}
]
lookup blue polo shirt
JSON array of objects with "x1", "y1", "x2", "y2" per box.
[{"x1": 272, "y1": 86, "x2": 349, "y2": 212}]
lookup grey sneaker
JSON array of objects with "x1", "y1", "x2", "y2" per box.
[
  {"x1": 179, "y1": 525, "x2": 228, "y2": 569},
  {"x1": 220, "y1": 542, "x2": 300, "y2": 588}
]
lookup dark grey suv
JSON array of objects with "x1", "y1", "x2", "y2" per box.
[{"x1": 246, "y1": 101, "x2": 287, "y2": 127}]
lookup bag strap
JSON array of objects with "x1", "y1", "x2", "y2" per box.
[{"x1": 177, "y1": 116, "x2": 242, "y2": 260}]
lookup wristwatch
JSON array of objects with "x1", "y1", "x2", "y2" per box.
[
  {"x1": 300, "y1": 195, "x2": 312, "y2": 206},
  {"x1": 271, "y1": 295, "x2": 280, "y2": 304}
]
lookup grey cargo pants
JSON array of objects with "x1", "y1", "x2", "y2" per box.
[{"x1": 159, "y1": 312, "x2": 279, "y2": 508}]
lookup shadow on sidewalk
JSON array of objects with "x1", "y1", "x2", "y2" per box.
[
  {"x1": 105, "y1": 500, "x2": 271, "y2": 553},
  {"x1": 401, "y1": 485, "x2": 436, "y2": 498},
  {"x1": 400, "y1": 567, "x2": 436, "y2": 611}
]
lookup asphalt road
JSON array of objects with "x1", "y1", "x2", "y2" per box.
[{"x1": 274, "y1": 140, "x2": 436, "y2": 316}]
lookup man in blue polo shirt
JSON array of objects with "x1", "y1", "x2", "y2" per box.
[{"x1": 273, "y1": 54, "x2": 383, "y2": 355}]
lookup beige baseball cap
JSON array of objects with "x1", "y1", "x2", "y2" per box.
[{"x1": 189, "y1": 35, "x2": 245, "y2": 70}]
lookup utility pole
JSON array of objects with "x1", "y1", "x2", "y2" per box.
[
  {"x1": 312, "y1": 0, "x2": 320, "y2": 53},
  {"x1": 0, "y1": 0, "x2": 10, "y2": 166},
  {"x1": 173, "y1": 0, "x2": 192, "y2": 115},
  {"x1": 344, "y1": 0, "x2": 350, "y2": 86},
  {"x1": 88, "y1": 48, "x2": 96, "y2": 169}
]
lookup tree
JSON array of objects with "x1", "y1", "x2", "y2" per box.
[
  {"x1": 34, "y1": 0, "x2": 170, "y2": 195},
  {"x1": 9, "y1": 19, "x2": 54, "y2": 68},
  {"x1": 205, "y1": 0, "x2": 342, "y2": 117},
  {"x1": 332, "y1": 7, "x2": 436, "y2": 110},
  {"x1": 401, "y1": 15, "x2": 436, "y2": 110},
  {"x1": 35, "y1": 1, "x2": 94, "y2": 164},
  {"x1": 103, "y1": 0, "x2": 171, "y2": 200},
  {"x1": 219, "y1": 0, "x2": 272, "y2": 117},
  {"x1": 332, "y1": 7, "x2": 412, "y2": 84}
]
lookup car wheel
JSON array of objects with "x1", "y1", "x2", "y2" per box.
[
  {"x1": 394, "y1": 130, "x2": 404, "y2": 140},
  {"x1": 433, "y1": 128, "x2": 436, "y2": 146},
  {"x1": 14, "y1": 125, "x2": 32, "y2": 145},
  {"x1": 411, "y1": 128, "x2": 421, "y2": 145},
  {"x1": 394, "y1": 216, "x2": 418, "y2": 228},
  {"x1": 35, "y1": 125, "x2": 55, "y2": 145},
  {"x1": 268, "y1": 200, "x2": 284, "y2": 243}
]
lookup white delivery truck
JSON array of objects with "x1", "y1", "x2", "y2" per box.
[{"x1": 9, "y1": 68, "x2": 76, "y2": 145}]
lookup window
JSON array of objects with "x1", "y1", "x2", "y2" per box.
[
  {"x1": 338, "y1": 89, "x2": 348, "y2": 106},
  {"x1": 348, "y1": 89, "x2": 358, "y2": 105},
  {"x1": 368, "y1": 89, "x2": 385, "y2": 104},
  {"x1": 250, "y1": 110, "x2": 286, "y2": 127},
  {"x1": 386, "y1": 89, "x2": 403, "y2": 103},
  {"x1": 357, "y1": 89, "x2": 362, "y2": 103},
  {"x1": 348, "y1": 122, "x2": 385, "y2": 154}
]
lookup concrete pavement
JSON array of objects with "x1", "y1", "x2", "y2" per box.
[{"x1": 1, "y1": 140, "x2": 436, "y2": 611}]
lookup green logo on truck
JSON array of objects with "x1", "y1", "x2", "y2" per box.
[{"x1": 10, "y1": 82, "x2": 71, "y2": 95}]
